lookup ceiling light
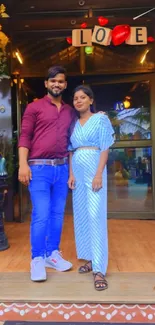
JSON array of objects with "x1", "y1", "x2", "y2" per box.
[
  {"x1": 140, "y1": 49, "x2": 150, "y2": 64},
  {"x1": 15, "y1": 50, "x2": 23, "y2": 65}
]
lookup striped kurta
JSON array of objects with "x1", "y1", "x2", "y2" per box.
[{"x1": 69, "y1": 114, "x2": 114, "y2": 275}]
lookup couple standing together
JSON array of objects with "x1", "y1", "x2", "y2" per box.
[{"x1": 18, "y1": 66, "x2": 114, "y2": 291}]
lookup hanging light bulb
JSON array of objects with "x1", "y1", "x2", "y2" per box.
[
  {"x1": 85, "y1": 46, "x2": 93, "y2": 55},
  {"x1": 123, "y1": 100, "x2": 131, "y2": 109}
]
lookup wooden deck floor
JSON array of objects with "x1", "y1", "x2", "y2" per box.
[
  {"x1": 1, "y1": 217, "x2": 155, "y2": 304},
  {"x1": 1, "y1": 216, "x2": 155, "y2": 273}
]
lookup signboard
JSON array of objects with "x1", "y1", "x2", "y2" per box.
[
  {"x1": 114, "y1": 102, "x2": 125, "y2": 111},
  {"x1": 72, "y1": 25, "x2": 148, "y2": 47}
]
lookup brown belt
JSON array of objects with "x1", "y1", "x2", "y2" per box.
[{"x1": 28, "y1": 157, "x2": 68, "y2": 166}]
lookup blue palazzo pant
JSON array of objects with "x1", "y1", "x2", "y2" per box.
[{"x1": 72, "y1": 149, "x2": 108, "y2": 275}]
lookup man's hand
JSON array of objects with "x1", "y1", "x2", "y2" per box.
[
  {"x1": 98, "y1": 111, "x2": 106, "y2": 114},
  {"x1": 18, "y1": 163, "x2": 32, "y2": 186}
]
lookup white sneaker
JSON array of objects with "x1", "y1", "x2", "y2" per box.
[
  {"x1": 31, "y1": 256, "x2": 47, "y2": 282},
  {"x1": 45, "y1": 250, "x2": 72, "y2": 271}
]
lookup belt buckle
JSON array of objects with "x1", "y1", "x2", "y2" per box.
[{"x1": 52, "y1": 159, "x2": 57, "y2": 166}]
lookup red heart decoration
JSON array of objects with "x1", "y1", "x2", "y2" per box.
[
  {"x1": 112, "y1": 25, "x2": 131, "y2": 46},
  {"x1": 147, "y1": 36, "x2": 155, "y2": 43},
  {"x1": 66, "y1": 37, "x2": 72, "y2": 45},
  {"x1": 80, "y1": 22, "x2": 87, "y2": 29},
  {"x1": 98, "y1": 16, "x2": 109, "y2": 26}
]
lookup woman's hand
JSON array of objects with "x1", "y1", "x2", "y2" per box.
[
  {"x1": 92, "y1": 175, "x2": 102, "y2": 191},
  {"x1": 68, "y1": 174, "x2": 76, "y2": 190}
]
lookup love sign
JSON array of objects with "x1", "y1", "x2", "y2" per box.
[{"x1": 72, "y1": 25, "x2": 148, "y2": 47}]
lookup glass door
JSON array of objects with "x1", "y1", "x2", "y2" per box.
[{"x1": 89, "y1": 73, "x2": 155, "y2": 219}]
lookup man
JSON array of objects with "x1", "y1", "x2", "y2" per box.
[{"x1": 18, "y1": 66, "x2": 74, "y2": 282}]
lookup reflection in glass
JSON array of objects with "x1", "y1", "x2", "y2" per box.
[
  {"x1": 108, "y1": 147, "x2": 153, "y2": 212},
  {"x1": 92, "y1": 80, "x2": 151, "y2": 141},
  {"x1": 109, "y1": 106, "x2": 150, "y2": 141}
]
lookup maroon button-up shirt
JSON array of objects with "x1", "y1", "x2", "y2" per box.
[{"x1": 18, "y1": 95, "x2": 75, "y2": 159}]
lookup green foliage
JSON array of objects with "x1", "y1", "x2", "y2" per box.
[
  {"x1": 0, "y1": 48, "x2": 9, "y2": 77},
  {"x1": 0, "y1": 138, "x2": 16, "y2": 183}
]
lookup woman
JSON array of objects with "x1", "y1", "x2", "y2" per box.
[{"x1": 68, "y1": 85, "x2": 114, "y2": 291}]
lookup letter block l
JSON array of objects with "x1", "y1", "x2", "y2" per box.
[{"x1": 72, "y1": 29, "x2": 92, "y2": 46}]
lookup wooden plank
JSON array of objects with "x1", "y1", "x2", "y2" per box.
[{"x1": 0, "y1": 271, "x2": 155, "y2": 303}]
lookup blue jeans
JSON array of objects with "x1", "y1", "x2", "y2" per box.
[{"x1": 28, "y1": 164, "x2": 69, "y2": 259}]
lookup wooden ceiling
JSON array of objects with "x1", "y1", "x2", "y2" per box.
[
  {"x1": 5, "y1": 0, "x2": 155, "y2": 13},
  {"x1": 1, "y1": 0, "x2": 155, "y2": 77}
]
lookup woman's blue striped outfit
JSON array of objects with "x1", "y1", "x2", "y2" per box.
[{"x1": 69, "y1": 114, "x2": 114, "y2": 275}]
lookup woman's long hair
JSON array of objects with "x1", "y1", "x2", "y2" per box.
[{"x1": 73, "y1": 85, "x2": 96, "y2": 115}]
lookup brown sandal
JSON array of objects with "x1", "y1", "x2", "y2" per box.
[
  {"x1": 93, "y1": 272, "x2": 108, "y2": 291},
  {"x1": 78, "y1": 261, "x2": 92, "y2": 273}
]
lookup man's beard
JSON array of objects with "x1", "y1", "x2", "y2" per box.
[{"x1": 47, "y1": 87, "x2": 65, "y2": 98}]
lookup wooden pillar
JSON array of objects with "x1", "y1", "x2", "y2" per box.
[
  {"x1": 80, "y1": 47, "x2": 86, "y2": 75},
  {"x1": 16, "y1": 74, "x2": 24, "y2": 222}
]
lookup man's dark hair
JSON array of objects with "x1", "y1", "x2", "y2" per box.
[{"x1": 45, "y1": 66, "x2": 67, "y2": 80}]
